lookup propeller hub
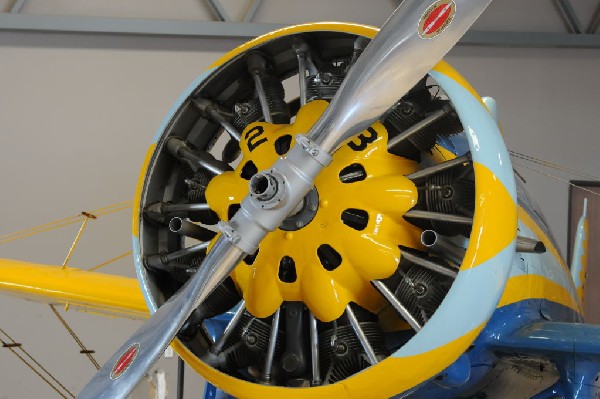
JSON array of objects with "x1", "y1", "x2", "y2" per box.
[
  {"x1": 279, "y1": 186, "x2": 319, "y2": 231},
  {"x1": 205, "y1": 100, "x2": 422, "y2": 321}
]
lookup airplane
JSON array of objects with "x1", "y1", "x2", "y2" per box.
[{"x1": 0, "y1": 0, "x2": 596, "y2": 398}]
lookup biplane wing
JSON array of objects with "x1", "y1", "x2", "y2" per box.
[{"x1": 0, "y1": 258, "x2": 147, "y2": 320}]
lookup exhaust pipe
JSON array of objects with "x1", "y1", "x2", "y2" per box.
[
  {"x1": 420, "y1": 230, "x2": 465, "y2": 268},
  {"x1": 516, "y1": 236, "x2": 546, "y2": 254}
]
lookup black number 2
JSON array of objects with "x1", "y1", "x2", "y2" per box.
[
  {"x1": 245, "y1": 125, "x2": 268, "y2": 152},
  {"x1": 347, "y1": 127, "x2": 378, "y2": 151}
]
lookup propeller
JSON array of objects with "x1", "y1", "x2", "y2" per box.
[{"x1": 78, "y1": 1, "x2": 492, "y2": 397}]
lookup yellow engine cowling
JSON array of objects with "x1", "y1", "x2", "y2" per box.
[{"x1": 133, "y1": 23, "x2": 516, "y2": 399}]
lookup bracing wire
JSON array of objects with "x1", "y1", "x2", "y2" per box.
[
  {"x1": 0, "y1": 327, "x2": 75, "y2": 398},
  {"x1": 49, "y1": 305, "x2": 101, "y2": 370},
  {"x1": 4, "y1": 348, "x2": 71, "y2": 399},
  {"x1": 87, "y1": 251, "x2": 133, "y2": 272},
  {"x1": 509, "y1": 150, "x2": 600, "y2": 182},
  {"x1": 0, "y1": 200, "x2": 133, "y2": 245},
  {"x1": 1, "y1": 200, "x2": 134, "y2": 379},
  {"x1": 512, "y1": 160, "x2": 600, "y2": 198},
  {"x1": 1, "y1": 200, "x2": 131, "y2": 239}
]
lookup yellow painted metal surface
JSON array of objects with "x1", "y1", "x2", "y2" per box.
[
  {"x1": 430, "y1": 143, "x2": 458, "y2": 163},
  {"x1": 431, "y1": 62, "x2": 485, "y2": 106},
  {"x1": 0, "y1": 258, "x2": 147, "y2": 319},
  {"x1": 499, "y1": 274, "x2": 580, "y2": 313},
  {"x1": 461, "y1": 162, "x2": 517, "y2": 270},
  {"x1": 206, "y1": 100, "x2": 420, "y2": 321}
]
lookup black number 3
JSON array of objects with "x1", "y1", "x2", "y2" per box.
[{"x1": 347, "y1": 127, "x2": 378, "y2": 151}]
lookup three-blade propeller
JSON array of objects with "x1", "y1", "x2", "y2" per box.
[{"x1": 78, "y1": 1, "x2": 492, "y2": 397}]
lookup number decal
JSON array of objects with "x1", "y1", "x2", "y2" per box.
[
  {"x1": 245, "y1": 125, "x2": 268, "y2": 152},
  {"x1": 347, "y1": 127, "x2": 378, "y2": 151}
]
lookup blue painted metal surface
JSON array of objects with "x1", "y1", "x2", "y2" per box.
[
  {"x1": 571, "y1": 198, "x2": 589, "y2": 298},
  {"x1": 395, "y1": 299, "x2": 592, "y2": 399}
]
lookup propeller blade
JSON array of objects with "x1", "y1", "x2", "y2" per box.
[
  {"x1": 78, "y1": 1, "x2": 492, "y2": 397},
  {"x1": 77, "y1": 237, "x2": 244, "y2": 399},
  {"x1": 308, "y1": 0, "x2": 492, "y2": 153}
]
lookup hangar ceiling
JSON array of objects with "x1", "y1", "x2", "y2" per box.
[{"x1": 0, "y1": 0, "x2": 599, "y2": 48}]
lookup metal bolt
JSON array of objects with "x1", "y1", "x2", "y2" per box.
[
  {"x1": 334, "y1": 342, "x2": 348, "y2": 355},
  {"x1": 320, "y1": 72, "x2": 333, "y2": 85},
  {"x1": 282, "y1": 354, "x2": 300, "y2": 372},
  {"x1": 184, "y1": 178, "x2": 199, "y2": 189},
  {"x1": 295, "y1": 220, "x2": 304, "y2": 228},
  {"x1": 415, "y1": 283, "x2": 427, "y2": 297},
  {"x1": 400, "y1": 103, "x2": 413, "y2": 115},
  {"x1": 235, "y1": 103, "x2": 251, "y2": 115},
  {"x1": 442, "y1": 186, "x2": 454, "y2": 199},
  {"x1": 245, "y1": 333, "x2": 258, "y2": 346}
]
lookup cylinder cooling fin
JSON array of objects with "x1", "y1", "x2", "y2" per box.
[{"x1": 133, "y1": 23, "x2": 517, "y2": 399}]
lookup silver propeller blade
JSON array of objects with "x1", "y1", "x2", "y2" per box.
[
  {"x1": 308, "y1": 0, "x2": 492, "y2": 153},
  {"x1": 78, "y1": 237, "x2": 244, "y2": 399},
  {"x1": 78, "y1": 1, "x2": 492, "y2": 397}
]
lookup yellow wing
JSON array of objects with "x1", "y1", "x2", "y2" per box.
[{"x1": 0, "y1": 258, "x2": 148, "y2": 319}]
